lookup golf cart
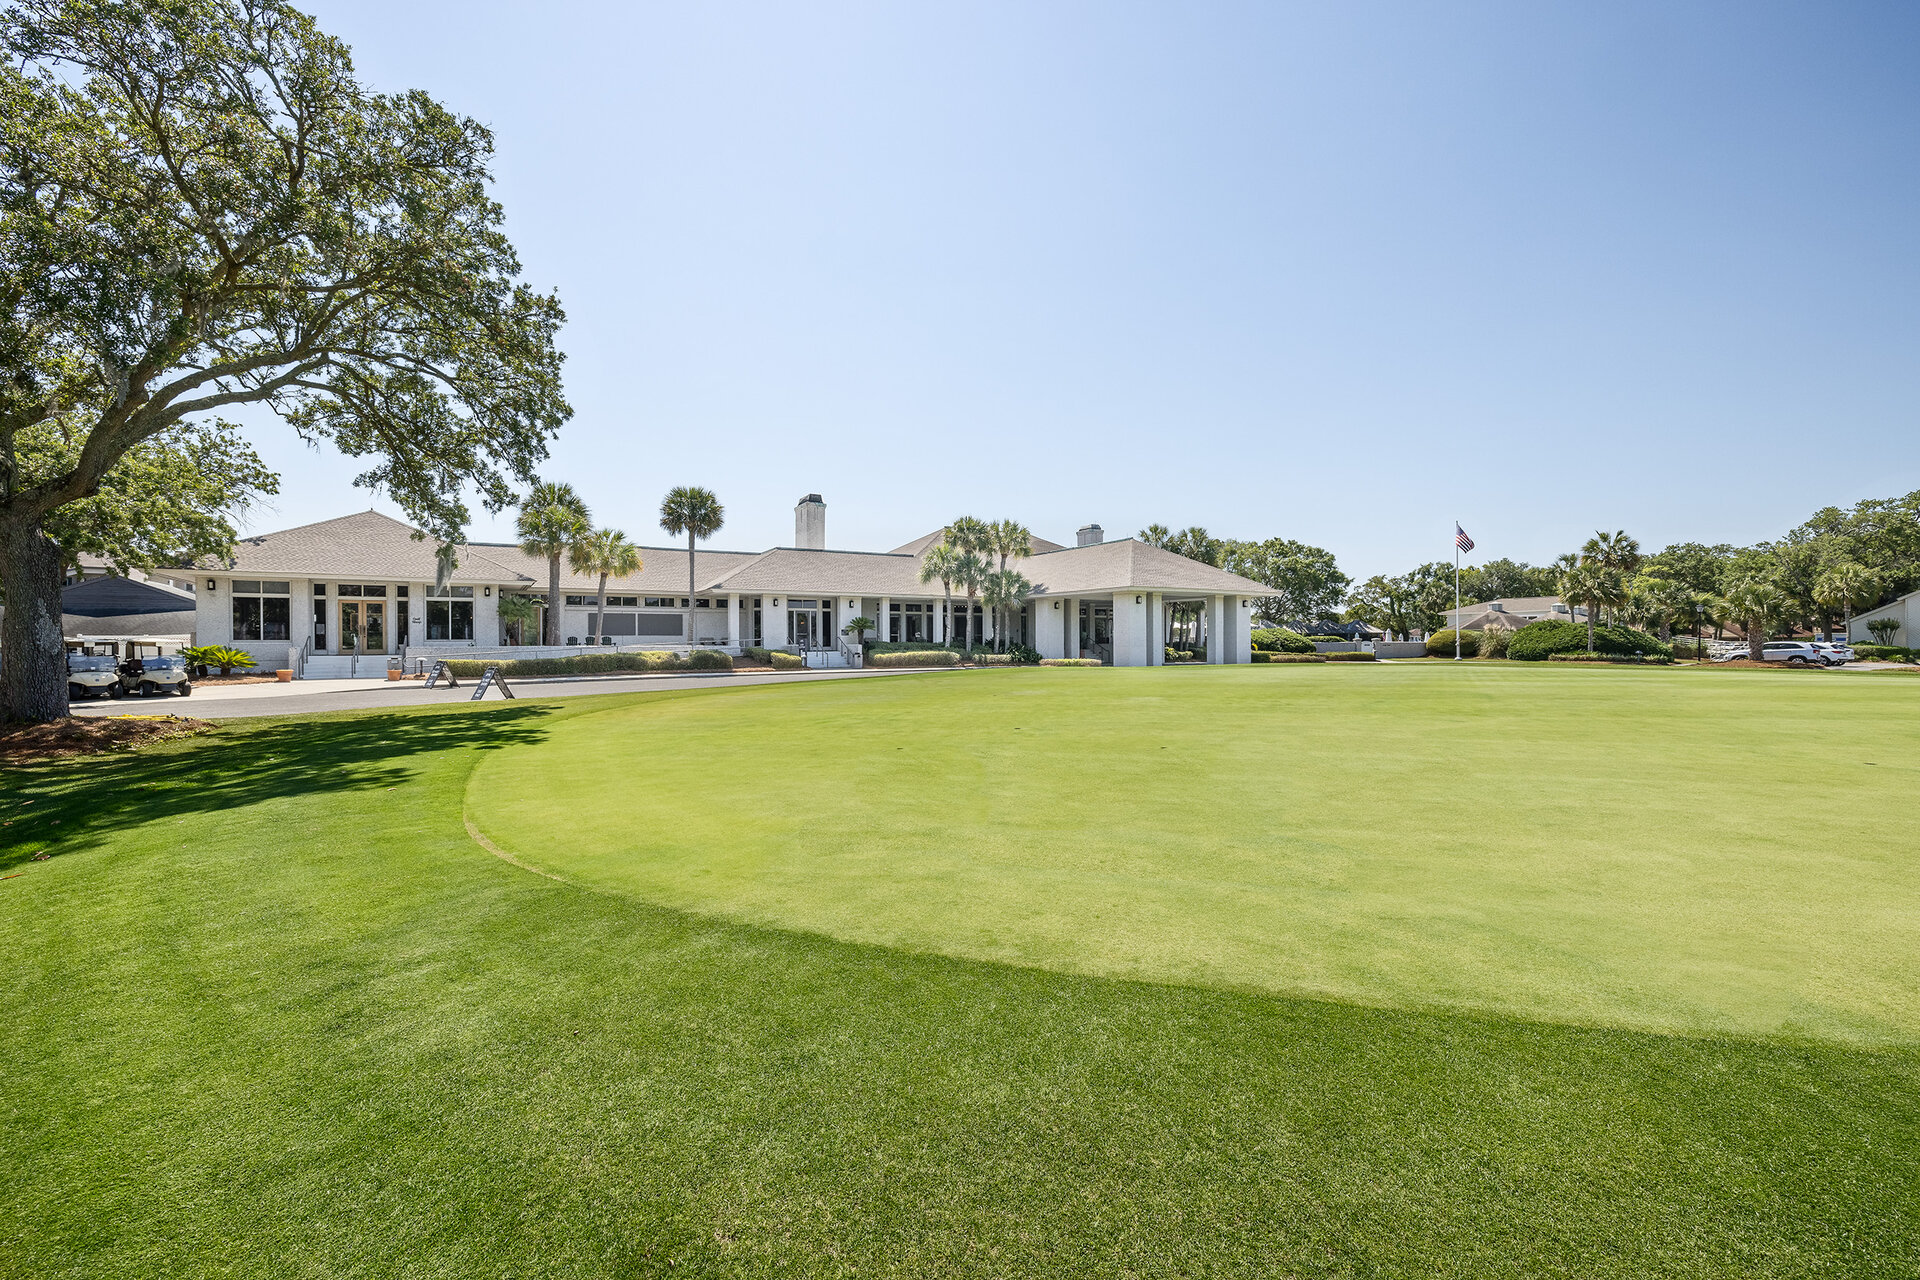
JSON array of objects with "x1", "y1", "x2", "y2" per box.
[
  {"x1": 119, "y1": 641, "x2": 193, "y2": 697},
  {"x1": 65, "y1": 645, "x2": 125, "y2": 701}
]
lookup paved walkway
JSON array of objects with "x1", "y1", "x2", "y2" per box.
[{"x1": 69, "y1": 666, "x2": 938, "y2": 720}]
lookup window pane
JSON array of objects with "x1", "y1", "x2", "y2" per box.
[
  {"x1": 396, "y1": 586, "x2": 409, "y2": 598},
  {"x1": 262, "y1": 581, "x2": 291, "y2": 595},
  {"x1": 427, "y1": 600, "x2": 450, "y2": 641},
  {"x1": 313, "y1": 583, "x2": 327, "y2": 596},
  {"x1": 450, "y1": 586, "x2": 473, "y2": 599},
  {"x1": 361, "y1": 585, "x2": 387, "y2": 596},
  {"x1": 263, "y1": 597, "x2": 291, "y2": 641},
  {"x1": 452, "y1": 601, "x2": 473, "y2": 641},
  {"x1": 231, "y1": 597, "x2": 262, "y2": 641},
  {"x1": 233, "y1": 580, "x2": 260, "y2": 595},
  {"x1": 338, "y1": 584, "x2": 363, "y2": 597}
]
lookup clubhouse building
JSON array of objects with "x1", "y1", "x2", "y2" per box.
[{"x1": 183, "y1": 495, "x2": 1274, "y2": 676}]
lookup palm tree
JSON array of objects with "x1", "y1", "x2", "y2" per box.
[
  {"x1": 570, "y1": 528, "x2": 643, "y2": 645},
  {"x1": 919, "y1": 544, "x2": 962, "y2": 645},
  {"x1": 991, "y1": 519, "x2": 1033, "y2": 571},
  {"x1": 982, "y1": 569, "x2": 1032, "y2": 653},
  {"x1": 659, "y1": 486, "x2": 725, "y2": 648},
  {"x1": 943, "y1": 517, "x2": 993, "y2": 652},
  {"x1": 951, "y1": 551, "x2": 989, "y2": 653},
  {"x1": 1581, "y1": 531, "x2": 1642, "y2": 623},
  {"x1": 1558, "y1": 561, "x2": 1606, "y2": 652},
  {"x1": 1139, "y1": 524, "x2": 1172, "y2": 548},
  {"x1": 1813, "y1": 562, "x2": 1877, "y2": 641},
  {"x1": 1723, "y1": 580, "x2": 1786, "y2": 661},
  {"x1": 516, "y1": 481, "x2": 592, "y2": 645}
]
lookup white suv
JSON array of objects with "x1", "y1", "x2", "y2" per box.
[
  {"x1": 1759, "y1": 641, "x2": 1833, "y2": 667},
  {"x1": 1814, "y1": 642, "x2": 1855, "y2": 666}
]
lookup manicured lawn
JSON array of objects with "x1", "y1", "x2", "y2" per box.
[{"x1": 2, "y1": 666, "x2": 1916, "y2": 1277}]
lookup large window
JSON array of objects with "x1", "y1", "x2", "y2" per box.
[
  {"x1": 427, "y1": 586, "x2": 474, "y2": 641},
  {"x1": 230, "y1": 580, "x2": 291, "y2": 641}
]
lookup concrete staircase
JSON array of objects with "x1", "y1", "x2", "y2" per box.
[{"x1": 302, "y1": 655, "x2": 388, "y2": 679}]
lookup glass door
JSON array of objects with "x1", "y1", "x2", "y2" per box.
[{"x1": 340, "y1": 601, "x2": 388, "y2": 653}]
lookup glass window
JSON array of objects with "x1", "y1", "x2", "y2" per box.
[
  {"x1": 313, "y1": 583, "x2": 327, "y2": 596},
  {"x1": 565, "y1": 595, "x2": 590, "y2": 607},
  {"x1": 396, "y1": 585, "x2": 409, "y2": 598},
  {"x1": 262, "y1": 582, "x2": 290, "y2": 595},
  {"x1": 233, "y1": 580, "x2": 261, "y2": 594},
  {"x1": 426, "y1": 599, "x2": 473, "y2": 642},
  {"x1": 359, "y1": 585, "x2": 388, "y2": 597},
  {"x1": 338, "y1": 584, "x2": 363, "y2": 597},
  {"x1": 232, "y1": 596, "x2": 262, "y2": 640}
]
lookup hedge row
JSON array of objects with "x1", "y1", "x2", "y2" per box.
[
  {"x1": 1323, "y1": 651, "x2": 1377, "y2": 662},
  {"x1": 1547, "y1": 652, "x2": 1674, "y2": 665},
  {"x1": 1252, "y1": 652, "x2": 1325, "y2": 664},
  {"x1": 768, "y1": 651, "x2": 803, "y2": 669},
  {"x1": 1251, "y1": 628, "x2": 1315, "y2": 654},
  {"x1": 440, "y1": 650, "x2": 732, "y2": 678},
  {"x1": 868, "y1": 651, "x2": 961, "y2": 668},
  {"x1": 1508, "y1": 620, "x2": 1671, "y2": 662},
  {"x1": 1854, "y1": 644, "x2": 1917, "y2": 662},
  {"x1": 1039, "y1": 658, "x2": 1101, "y2": 667}
]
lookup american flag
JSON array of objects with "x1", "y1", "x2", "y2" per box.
[{"x1": 1455, "y1": 523, "x2": 1475, "y2": 553}]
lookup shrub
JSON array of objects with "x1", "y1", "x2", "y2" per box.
[
  {"x1": 1323, "y1": 650, "x2": 1377, "y2": 662},
  {"x1": 1252, "y1": 652, "x2": 1326, "y2": 664},
  {"x1": 1476, "y1": 628, "x2": 1511, "y2": 660},
  {"x1": 1251, "y1": 628, "x2": 1315, "y2": 654},
  {"x1": 768, "y1": 651, "x2": 803, "y2": 669},
  {"x1": 742, "y1": 646, "x2": 773, "y2": 664},
  {"x1": 1853, "y1": 644, "x2": 1916, "y2": 662},
  {"x1": 1006, "y1": 644, "x2": 1042, "y2": 665},
  {"x1": 1506, "y1": 619, "x2": 1672, "y2": 662},
  {"x1": 1548, "y1": 652, "x2": 1674, "y2": 665},
  {"x1": 1039, "y1": 657, "x2": 1101, "y2": 666},
  {"x1": 186, "y1": 644, "x2": 258, "y2": 675},
  {"x1": 1425, "y1": 629, "x2": 1480, "y2": 658},
  {"x1": 866, "y1": 650, "x2": 960, "y2": 668},
  {"x1": 440, "y1": 650, "x2": 734, "y2": 679}
]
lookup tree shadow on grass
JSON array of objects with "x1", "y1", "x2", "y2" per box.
[{"x1": 0, "y1": 703, "x2": 556, "y2": 871}]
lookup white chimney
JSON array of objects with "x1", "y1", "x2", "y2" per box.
[
  {"x1": 795, "y1": 494, "x2": 826, "y2": 549},
  {"x1": 1076, "y1": 523, "x2": 1104, "y2": 547}
]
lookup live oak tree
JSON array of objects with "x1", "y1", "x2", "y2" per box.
[{"x1": 0, "y1": 0, "x2": 569, "y2": 720}]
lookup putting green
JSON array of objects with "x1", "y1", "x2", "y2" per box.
[{"x1": 466, "y1": 665, "x2": 1920, "y2": 1042}]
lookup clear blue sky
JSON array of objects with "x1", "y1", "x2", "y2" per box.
[{"x1": 246, "y1": 0, "x2": 1920, "y2": 580}]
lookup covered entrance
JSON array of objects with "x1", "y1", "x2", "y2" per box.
[
  {"x1": 1078, "y1": 602, "x2": 1112, "y2": 663},
  {"x1": 786, "y1": 598, "x2": 833, "y2": 649}
]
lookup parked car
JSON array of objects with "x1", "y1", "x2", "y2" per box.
[
  {"x1": 120, "y1": 654, "x2": 193, "y2": 697},
  {"x1": 66, "y1": 652, "x2": 125, "y2": 700},
  {"x1": 1758, "y1": 641, "x2": 1835, "y2": 666},
  {"x1": 1813, "y1": 642, "x2": 1855, "y2": 666}
]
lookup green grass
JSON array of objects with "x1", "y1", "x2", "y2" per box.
[{"x1": 2, "y1": 666, "x2": 1917, "y2": 1277}]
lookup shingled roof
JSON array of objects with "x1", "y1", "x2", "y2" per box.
[
  {"x1": 1023, "y1": 540, "x2": 1273, "y2": 597},
  {"x1": 181, "y1": 511, "x2": 530, "y2": 585}
]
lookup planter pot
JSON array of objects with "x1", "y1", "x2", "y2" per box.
[
  {"x1": 386, "y1": 668, "x2": 402, "y2": 681},
  {"x1": 275, "y1": 669, "x2": 293, "y2": 682}
]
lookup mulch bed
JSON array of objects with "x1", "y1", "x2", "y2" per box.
[
  {"x1": 0, "y1": 715, "x2": 216, "y2": 763},
  {"x1": 195, "y1": 675, "x2": 278, "y2": 686},
  {"x1": 1707, "y1": 659, "x2": 1826, "y2": 671}
]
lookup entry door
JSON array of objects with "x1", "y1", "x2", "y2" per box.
[
  {"x1": 790, "y1": 609, "x2": 815, "y2": 649},
  {"x1": 340, "y1": 601, "x2": 388, "y2": 653}
]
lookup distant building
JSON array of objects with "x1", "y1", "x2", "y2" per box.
[{"x1": 1440, "y1": 596, "x2": 1584, "y2": 631}]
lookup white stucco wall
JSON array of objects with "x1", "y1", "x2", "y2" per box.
[{"x1": 1849, "y1": 592, "x2": 1917, "y2": 646}]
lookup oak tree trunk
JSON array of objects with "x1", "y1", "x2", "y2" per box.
[{"x1": 1, "y1": 518, "x2": 71, "y2": 722}]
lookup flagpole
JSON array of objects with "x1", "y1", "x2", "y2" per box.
[{"x1": 1454, "y1": 522, "x2": 1462, "y2": 661}]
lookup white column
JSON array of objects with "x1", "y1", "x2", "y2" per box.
[
  {"x1": 726, "y1": 593, "x2": 740, "y2": 649},
  {"x1": 764, "y1": 595, "x2": 789, "y2": 648},
  {"x1": 1207, "y1": 595, "x2": 1226, "y2": 664},
  {"x1": 1037, "y1": 599, "x2": 1062, "y2": 659},
  {"x1": 1147, "y1": 592, "x2": 1163, "y2": 665},
  {"x1": 1228, "y1": 597, "x2": 1252, "y2": 663},
  {"x1": 877, "y1": 595, "x2": 891, "y2": 643}
]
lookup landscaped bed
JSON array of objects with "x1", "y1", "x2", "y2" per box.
[
  {"x1": 3, "y1": 666, "x2": 1916, "y2": 1276},
  {"x1": 0, "y1": 713, "x2": 214, "y2": 763}
]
